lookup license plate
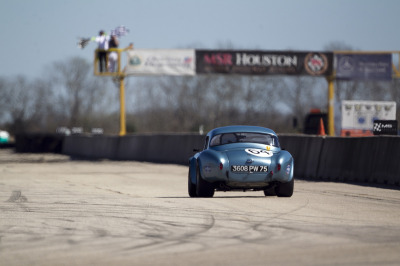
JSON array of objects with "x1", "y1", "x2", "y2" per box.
[{"x1": 231, "y1": 165, "x2": 268, "y2": 173}]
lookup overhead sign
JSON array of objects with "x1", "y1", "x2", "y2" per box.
[
  {"x1": 196, "y1": 50, "x2": 333, "y2": 76},
  {"x1": 126, "y1": 49, "x2": 195, "y2": 76},
  {"x1": 336, "y1": 54, "x2": 392, "y2": 80},
  {"x1": 341, "y1": 100, "x2": 396, "y2": 136}
]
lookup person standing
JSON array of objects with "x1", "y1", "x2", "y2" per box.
[
  {"x1": 108, "y1": 34, "x2": 119, "y2": 72},
  {"x1": 94, "y1": 30, "x2": 110, "y2": 72}
]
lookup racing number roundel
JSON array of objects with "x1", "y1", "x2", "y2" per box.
[{"x1": 245, "y1": 148, "x2": 273, "y2": 157}]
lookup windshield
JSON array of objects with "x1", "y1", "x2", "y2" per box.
[{"x1": 209, "y1": 132, "x2": 279, "y2": 147}]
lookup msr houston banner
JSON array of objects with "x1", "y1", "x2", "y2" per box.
[
  {"x1": 196, "y1": 50, "x2": 333, "y2": 76},
  {"x1": 126, "y1": 49, "x2": 195, "y2": 76}
]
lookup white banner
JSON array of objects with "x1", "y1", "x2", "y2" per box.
[
  {"x1": 126, "y1": 49, "x2": 195, "y2": 76},
  {"x1": 341, "y1": 100, "x2": 396, "y2": 136}
]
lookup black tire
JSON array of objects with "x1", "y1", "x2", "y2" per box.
[
  {"x1": 263, "y1": 187, "x2": 276, "y2": 196},
  {"x1": 196, "y1": 167, "x2": 214, "y2": 197},
  {"x1": 188, "y1": 170, "x2": 197, "y2": 197},
  {"x1": 275, "y1": 178, "x2": 294, "y2": 197}
]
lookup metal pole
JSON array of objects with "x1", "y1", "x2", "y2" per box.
[
  {"x1": 94, "y1": 50, "x2": 98, "y2": 76},
  {"x1": 119, "y1": 75, "x2": 126, "y2": 136},
  {"x1": 327, "y1": 76, "x2": 335, "y2": 136}
]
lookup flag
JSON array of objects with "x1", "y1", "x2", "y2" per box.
[
  {"x1": 77, "y1": 38, "x2": 91, "y2": 49},
  {"x1": 77, "y1": 26, "x2": 129, "y2": 49},
  {"x1": 110, "y1": 25, "x2": 129, "y2": 37}
]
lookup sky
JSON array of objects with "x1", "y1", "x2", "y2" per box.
[{"x1": 1, "y1": 0, "x2": 400, "y2": 79}]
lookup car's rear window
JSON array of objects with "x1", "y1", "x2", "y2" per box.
[{"x1": 209, "y1": 132, "x2": 279, "y2": 147}]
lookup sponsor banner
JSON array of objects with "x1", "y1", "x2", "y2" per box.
[
  {"x1": 196, "y1": 50, "x2": 333, "y2": 76},
  {"x1": 126, "y1": 49, "x2": 195, "y2": 76},
  {"x1": 341, "y1": 100, "x2": 396, "y2": 136},
  {"x1": 340, "y1": 129, "x2": 374, "y2": 137},
  {"x1": 373, "y1": 120, "x2": 398, "y2": 135},
  {"x1": 336, "y1": 54, "x2": 392, "y2": 80}
]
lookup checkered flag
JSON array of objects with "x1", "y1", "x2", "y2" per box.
[
  {"x1": 77, "y1": 26, "x2": 129, "y2": 49},
  {"x1": 77, "y1": 38, "x2": 91, "y2": 49},
  {"x1": 110, "y1": 25, "x2": 130, "y2": 37},
  {"x1": 373, "y1": 122, "x2": 381, "y2": 132}
]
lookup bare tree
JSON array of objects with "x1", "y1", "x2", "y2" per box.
[
  {"x1": 130, "y1": 74, "x2": 289, "y2": 133},
  {"x1": 47, "y1": 57, "x2": 113, "y2": 130},
  {"x1": 0, "y1": 77, "x2": 8, "y2": 125},
  {"x1": 21, "y1": 78, "x2": 56, "y2": 132},
  {"x1": 388, "y1": 79, "x2": 400, "y2": 123},
  {"x1": 323, "y1": 42, "x2": 364, "y2": 103},
  {"x1": 0, "y1": 76, "x2": 37, "y2": 133}
]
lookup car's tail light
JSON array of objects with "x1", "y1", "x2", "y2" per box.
[
  {"x1": 219, "y1": 163, "x2": 223, "y2": 170},
  {"x1": 277, "y1": 164, "x2": 281, "y2": 171}
]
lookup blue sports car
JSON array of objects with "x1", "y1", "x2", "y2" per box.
[{"x1": 188, "y1": 125, "x2": 294, "y2": 197}]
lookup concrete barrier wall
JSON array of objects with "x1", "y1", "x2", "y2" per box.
[
  {"x1": 63, "y1": 134, "x2": 205, "y2": 165},
  {"x1": 316, "y1": 137, "x2": 374, "y2": 182},
  {"x1": 279, "y1": 135, "x2": 400, "y2": 186},
  {"x1": 61, "y1": 133, "x2": 399, "y2": 186},
  {"x1": 369, "y1": 136, "x2": 400, "y2": 185},
  {"x1": 278, "y1": 135, "x2": 324, "y2": 179},
  {"x1": 15, "y1": 134, "x2": 64, "y2": 153}
]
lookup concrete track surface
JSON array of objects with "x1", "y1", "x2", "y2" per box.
[{"x1": 1, "y1": 149, "x2": 400, "y2": 266}]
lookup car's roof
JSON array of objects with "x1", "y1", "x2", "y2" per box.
[{"x1": 207, "y1": 125, "x2": 277, "y2": 137}]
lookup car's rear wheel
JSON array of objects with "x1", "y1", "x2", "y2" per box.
[
  {"x1": 275, "y1": 178, "x2": 294, "y2": 197},
  {"x1": 263, "y1": 186, "x2": 276, "y2": 196},
  {"x1": 196, "y1": 167, "x2": 214, "y2": 197},
  {"x1": 188, "y1": 171, "x2": 197, "y2": 197}
]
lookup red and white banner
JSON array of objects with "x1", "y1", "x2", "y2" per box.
[
  {"x1": 196, "y1": 50, "x2": 333, "y2": 76},
  {"x1": 126, "y1": 49, "x2": 195, "y2": 76}
]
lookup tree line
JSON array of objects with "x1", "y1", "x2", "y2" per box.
[{"x1": 1, "y1": 50, "x2": 399, "y2": 136}]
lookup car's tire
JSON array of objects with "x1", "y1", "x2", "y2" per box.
[
  {"x1": 188, "y1": 171, "x2": 197, "y2": 197},
  {"x1": 196, "y1": 167, "x2": 214, "y2": 197},
  {"x1": 275, "y1": 178, "x2": 294, "y2": 197},
  {"x1": 263, "y1": 187, "x2": 276, "y2": 196}
]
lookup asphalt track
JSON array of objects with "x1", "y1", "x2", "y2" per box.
[{"x1": 1, "y1": 149, "x2": 400, "y2": 266}]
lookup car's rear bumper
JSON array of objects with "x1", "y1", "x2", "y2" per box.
[{"x1": 202, "y1": 169, "x2": 292, "y2": 184}]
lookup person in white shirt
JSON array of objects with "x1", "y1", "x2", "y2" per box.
[{"x1": 93, "y1": 30, "x2": 110, "y2": 72}]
